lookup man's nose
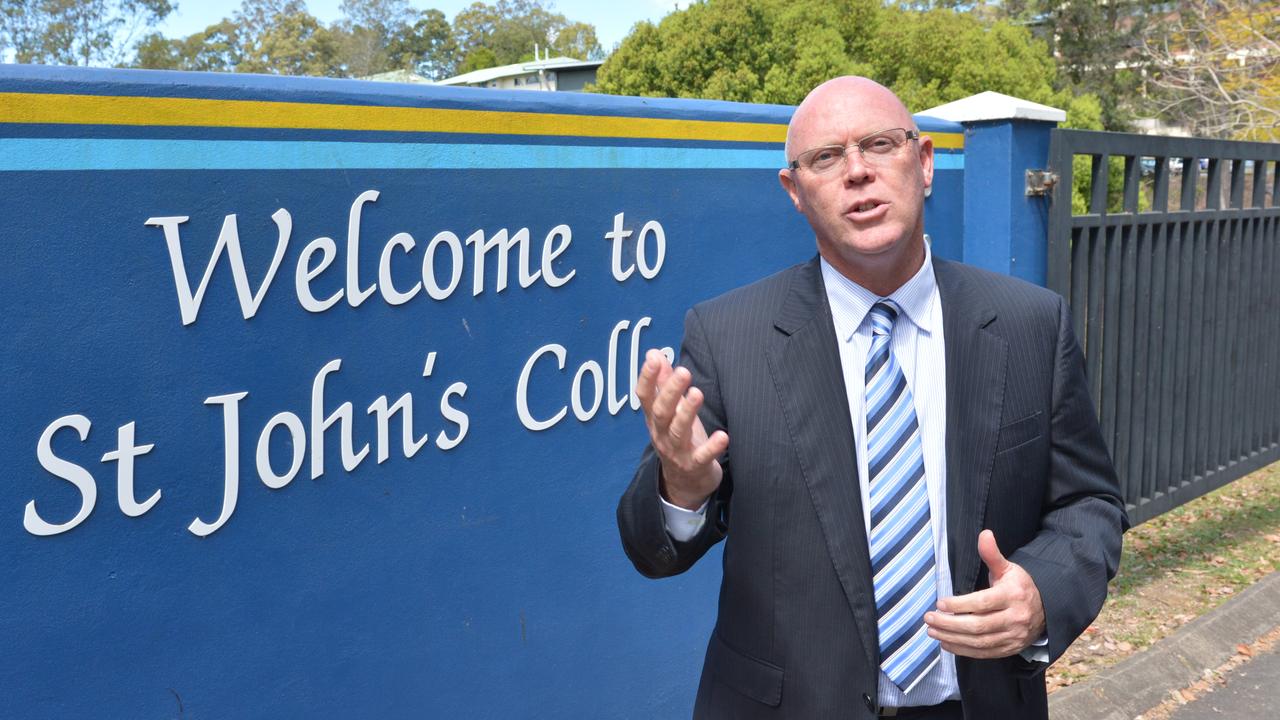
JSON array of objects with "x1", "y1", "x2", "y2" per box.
[{"x1": 842, "y1": 148, "x2": 874, "y2": 183}]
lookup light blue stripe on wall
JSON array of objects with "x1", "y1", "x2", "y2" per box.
[{"x1": 0, "y1": 138, "x2": 964, "y2": 172}]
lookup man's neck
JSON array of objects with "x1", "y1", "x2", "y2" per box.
[{"x1": 824, "y1": 241, "x2": 927, "y2": 297}]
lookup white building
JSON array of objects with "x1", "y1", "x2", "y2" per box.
[{"x1": 436, "y1": 56, "x2": 604, "y2": 92}]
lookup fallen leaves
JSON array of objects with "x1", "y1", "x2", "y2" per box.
[{"x1": 1045, "y1": 463, "x2": 1280, "y2": 695}]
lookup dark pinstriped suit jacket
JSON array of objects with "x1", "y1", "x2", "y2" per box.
[{"x1": 618, "y1": 256, "x2": 1128, "y2": 719}]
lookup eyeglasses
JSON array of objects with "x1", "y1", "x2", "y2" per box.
[{"x1": 788, "y1": 128, "x2": 920, "y2": 173}]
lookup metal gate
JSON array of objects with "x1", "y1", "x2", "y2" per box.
[{"x1": 1046, "y1": 129, "x2": 1280, "y2": 525}]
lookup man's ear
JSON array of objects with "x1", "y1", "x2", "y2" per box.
[
  {"x1": 778, "y1": 168, "x2": 803, "y2": 212},
  {"x1": 918, "y1": 135, "x2": 935, "y2": 191}
]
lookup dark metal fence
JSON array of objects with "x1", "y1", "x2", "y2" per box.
[{"x1": 1046, "y1": 129, "x2": 1280, "y2": 525}]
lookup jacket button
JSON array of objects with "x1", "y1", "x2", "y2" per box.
[{"x1": 862, "y1": 693, "x2": 876, "y2": 712}]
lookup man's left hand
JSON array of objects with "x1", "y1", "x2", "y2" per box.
[{"x1": 923, "y1": 529, "x2": 1046, "y2": 659}]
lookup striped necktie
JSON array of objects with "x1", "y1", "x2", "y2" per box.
[{"x1": 865, "y1": 300, "x2": 941, "y2": 693}]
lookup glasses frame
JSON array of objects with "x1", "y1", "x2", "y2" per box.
[{"x1": 787, "y1": 128, "x2": 921, "y2": 172}]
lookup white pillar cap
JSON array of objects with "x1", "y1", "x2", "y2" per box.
[{"x1": 918, "y1": 91, "x2": 1066, "y2": 123}]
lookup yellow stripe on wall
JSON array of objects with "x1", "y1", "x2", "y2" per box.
[{"x1": 0, "y1": 91, "x2": 965, "y2": 148}]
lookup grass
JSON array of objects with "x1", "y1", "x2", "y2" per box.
[{"x1": 1046, "y1": 460, "x2": 1280, "y2": 692}]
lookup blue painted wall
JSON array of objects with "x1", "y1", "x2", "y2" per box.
[{"x1": 0, "y1": 65, "x2": 965, "y2": 718}]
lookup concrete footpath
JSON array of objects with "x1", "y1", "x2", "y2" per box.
[
  {"x1": 1049, "y1": 570, "x2": 1280, "y2": 720},
  {"x1": 1169, "y1": 643, "x2": 1280, "y2": 718}
]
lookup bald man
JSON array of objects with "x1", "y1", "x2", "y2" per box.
[{"x1": 617, "y1": 77, "x2": 1128, "y2": 719}]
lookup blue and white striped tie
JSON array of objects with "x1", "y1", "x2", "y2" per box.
[{"x1": 865, "y1": 300, "x2": 940, "y2": 693}]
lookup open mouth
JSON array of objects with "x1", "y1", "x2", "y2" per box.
[{"x1": 847, "y1": 200, "x2": 888, "y2": 219}]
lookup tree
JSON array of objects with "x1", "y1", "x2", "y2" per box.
[
  {"x1": 334, "y1": 0, "x2": 415, "y2": 77},
  {"x1": 237, "y1": 6, "x2": 342, "y2": 76},
  {"x1": 550, "y1": 20, "x2": 601, "y2": 61},
  {"x1": 1031, "y1": 0, "x2": 1166, "y2": 131},
  {"x1": 1, "y1": 0, "x2": 173, "y2": 66},
  {"x1": 386, "y1": 8, "x2": 457, "y2": 79},
  {"x1": 133, "y1": 0, "x2": 341, "y2": 77},
  {"x1": 133, "y1": 20, "x2": 242, "y2": 72},
  {"x1": 593, "y1": 0, "x2": 1088, "y2": 115},
  {"x1": 452, "y1": 0, "x2": 602, "y2": 72},
  {"x1": 1140, "y1": 0, "x2": 1280, "y2": 140}
]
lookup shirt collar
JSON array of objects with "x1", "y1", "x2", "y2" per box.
[{"x1": 820, "y1": 237, "x2": 938, "y2": 343}]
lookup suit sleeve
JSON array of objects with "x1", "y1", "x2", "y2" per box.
[
  {"x1": 1009, "y1": 295, "x2": 1130, "y2": 665},
  {"x1": 617, "y1": 306, "x2": 731, "y2": 578}
]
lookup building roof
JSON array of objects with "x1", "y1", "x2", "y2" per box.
[
  {"x1": 436, "y1": 56, "x2": 604, "y2": 86},
  {"x1": 359, "y1": 69, "x2": 433, "y2": 84}
]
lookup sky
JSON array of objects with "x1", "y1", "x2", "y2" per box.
[{"x1": 155, "y1": 0, "x2": 683, "y2": 54}]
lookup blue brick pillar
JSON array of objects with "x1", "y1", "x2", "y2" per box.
[{"x1": 921, "y1": 93, "x2": 1065, "y2": 287}]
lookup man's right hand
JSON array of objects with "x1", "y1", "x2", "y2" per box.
[{"x1": 635, "y1": 348, "x2": 730, "y2": 510}]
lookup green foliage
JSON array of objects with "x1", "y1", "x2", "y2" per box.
[
  {"x1": 133, "y1": 20, "x2": 242, "y2": 72},
  {"x1": 457, "y1": 45, "x2": 497, "y2": 74},
  {"x1": 453, "y1": 0, "x2": 601, "y2": 68},
  {"x1": 1, "y1": 0, "x2": 173, "y2": 66},
  {"x1": 386, "y1": 9, "x2": 456, "y2": 79},
  {"x1": 594, "y1": 0, "x2": 878, "y2": 104},
  {"x1": 124, "y1": 0, "x2": 600, "y2": 80},
  {"x1": 593, "y1": 0, "x2": 1083, "y2": 116},
  {"x1": 333, "y1": 0, "x2": 415, "y2": 77},
  {"x1": 236, "y1": 1, "x2": 342, "y2": 76},
  {"x1": 1034, "y1": 0, "x2": 1161, "y2": 131}
]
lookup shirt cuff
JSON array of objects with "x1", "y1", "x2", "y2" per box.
[
  {"x1": 660, "y1": 494, "x2": 709, "y2": 542},
  {"x1": 1019, "y1": 634, "x2": 1049, "y2": 664}
]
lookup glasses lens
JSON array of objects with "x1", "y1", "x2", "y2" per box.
[
  {"x1": 795, "y1": 129, "x2": 913, "y2": 173},
  {"x1": 805, "y1": 146, "x2": 846, "y2": 172},
  {"x1": 860, "y1": 129, "x2": 908, "y2": 156}
]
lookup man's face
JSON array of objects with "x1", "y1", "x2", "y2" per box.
[{"x1": 779, "y1": 79, "x2": 934, "y2": 288}]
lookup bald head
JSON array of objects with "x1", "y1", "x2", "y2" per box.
[
  {"x1": 776, "y1": 75, "x2": 934, "y2": 296},
  {"x1": 785, "y1": 77, "x2": 917, "y2": 163}
]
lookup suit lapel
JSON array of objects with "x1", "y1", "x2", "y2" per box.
[
  {"x1": 935, "y1": 258, "x2": 1007, "y2": 595},
  {"x1": 767, "y1": 257, "x2": 879, "y2": 671}
]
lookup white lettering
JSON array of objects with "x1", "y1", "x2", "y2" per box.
[
  {"x1": 101, "y1": 421, "x2": 159, "y2": 517},
  {"x1": 629, "y1": 317, "x2": 654, "y2": 410},
  {"x1": 422, "y1": 231, "x2": 464, "y2": 300},
  {"x1": 606, "y1": 320, "x2": 630, "y2": 414},
  {"x1": 310, "y1": 359, "x2": 370, "y2": 479},
  {"x1": 516, "y1": 344, "x2": 568, "y2": 431},
  {"x1": 145, "y1": 210, "x2": 291, "y2": 325},
  {"x1": 256, "y1": 411, "x2": 306, "y2": 489},
  {"x1": 542, "y1": 224, "x2": 575, "y2": 288},
  {"x1": 605, "y1": 212, "x2": 635, "y2": 282},
  {"x1": 367, "y1": 393, "x2": 430, "y2": 463},
  {"x1": 296, "y1": 236, "x2": 342, "y2": 312},
  {"x1": 466, "y1": 228, "x2": 540, "y2": 296},
  {"x1": 378, "y1": 232, "x2": 422, "y2": 305},
  {"x1": 436, "y1": 382, "x2": 469, "y2": 450},
  {"x1": 345, "y1": 190, "x2": 379, "y2": 307},
  {"x1": 25, "y1": 414, "x2": 96, "y2": 536},
  {"x1": 190, "y1": 392, "x2": 247, "y2": 536},
  {"x1": 571, "y1": 361, "x2": 604, "y2": 421},
  {"x1": 637, "y1": 220, "x2": 666, "y2": 279}
]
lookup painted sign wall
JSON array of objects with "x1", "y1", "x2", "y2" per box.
[{"x1": 0, "y1": 65, "x2": 965, "y2": 718}]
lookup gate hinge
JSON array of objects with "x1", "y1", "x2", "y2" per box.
[{"x1": 1025, "y1": 169, "x2": 1059, "y2": 196}]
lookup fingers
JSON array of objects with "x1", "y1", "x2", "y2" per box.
[
  {"x1": 634, "y1": 349, "x2": 670, "y2": 413},
  {"x1": 924, "y1": 607, "x2": 1026, "y2": 659},
  {"x1": 977, "y1": 529, "x2": 1011, "y2": 580},
  {"x1": 929, "y1": 627, "x2": 1024, "y2": 659},
  {"x1": 936, "y1": 586, "x2": 1005, "y2": 615},
  {"x1": 668, "y1": 385, "x2": 703, "y2": 442},
  {"x1": 691, "y1": 430, "x2": 730, "y2": 466},
  {"x1": 925, "y1": 607, "x2": 1003, "y2": 635},
  {"x1": 650, "y1": 366, "x2": 692, "y2": 434}
]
